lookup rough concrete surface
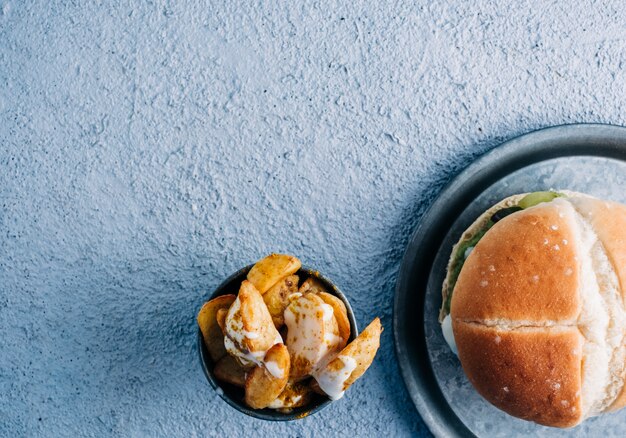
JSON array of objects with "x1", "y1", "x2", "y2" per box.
[{"x1": 1, "y1": 1, "x2": 625, "y2": 437}]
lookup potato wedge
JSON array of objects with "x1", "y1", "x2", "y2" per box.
[
  {"x1": 197, "y1": 294, "x2": 236, "y2": 362},
  {"x1": 284, "y1": 293, "x2": 342, "y2": 380},
  {"x1": 268, "y1": 380, "x2": 314, "y2": 411},
  {"x1": 298, "y1": 276, "x2": 327, "y2": 294},
  {"x1": 216, "y1": 308, "x2": 228, "y2": 335},
  {"x1": 247, "y1": 254, "x2": 301, "y2": 294},
  {"x1": 313, "y1": 318, "x2": 382, "y2": 399},
  {"x1": 224, "y1": 281, "x2": 282, "y2": 366},
  {"x1": 342, "y1": 318, "x2": 382, "y2": 387},
  {"x1": 245, "y1": 344, "x2": 290, "y2": 409},
  {"x1": 317, "y1": 291, "x2": 350, "y2": 348},
  {"x1": 214, "y1": 354, "x2": 247, "y2": 387},
  {"x1": 263, "y1": 274, "x2": 299, "y2": 329}
]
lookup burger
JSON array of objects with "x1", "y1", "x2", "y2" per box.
[{"x1": 440, "y1": 191, "x2": 626, "y2": 428}]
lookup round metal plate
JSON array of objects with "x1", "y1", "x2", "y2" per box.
[{"x1": 394, "y1": 124, "x2": 626, "y2": 437}]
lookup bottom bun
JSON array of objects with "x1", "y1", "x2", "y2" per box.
[{"x1": 453, "y1": 320, "x2": 584, "y2": 428}]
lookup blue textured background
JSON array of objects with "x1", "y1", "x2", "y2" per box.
[{"x1": 2, "y1": 1, "x2": 626, "y2": 437}]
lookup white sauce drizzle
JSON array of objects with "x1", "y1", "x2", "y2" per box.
[
  {"x1": 267, "y1": 394, "x2": 303, "y2": 409},
  {"x1": 264, "y1": 360, "x2": 284, "y2": 379},
  {"x1": 313, "y1": 355, "x2": 358, "y2": 400},
  {"x1": 441, "y1": 314, "x2": 458, "y2": 356},
  {"x1": 223, "y1": 294, "x2": 283, "y2": 367}
]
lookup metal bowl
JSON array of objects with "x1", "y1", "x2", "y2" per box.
[{"x1": 198, "y1": 264, "x2": 358, "y2": 421}]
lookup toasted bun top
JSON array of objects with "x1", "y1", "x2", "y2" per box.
[
  {"x1": 450, "y1": 195, "x2": 626, "y2": 427},
  {"x1": 452, "y1": 200, "x2": 581, "y2": 323},
  {"x1": 440, "y1": 193, "x2": 526, "y2": 321}
]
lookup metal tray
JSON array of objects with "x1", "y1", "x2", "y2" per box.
[{"x1": 394, "y1": 124, "x2": 626, "y2": 437}]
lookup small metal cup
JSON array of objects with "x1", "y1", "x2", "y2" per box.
[{"x1": 198, "y1": 264, "x2": 358, "y2": 420}]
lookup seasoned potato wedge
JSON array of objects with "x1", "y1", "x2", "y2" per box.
[
  {"x1": 214, "y1": 355, "x2": 247, "y2": 387},
  {"x1": 298, "y1": 276, "x2": 327, "y2": 295},
  {"x1": 268, "y1": 380, "x2": 314, "y2": 411},
  {"x1": 224, "y1": 281, "x2": 282, "y2": 366},
  {"x1": 216, "y1": 308, "x2": 228, "y2": 335},
  {"x1": 317, "y1": 291, "x2": 350, "y2": 347},
  {"x1": 247, "y1": 254, "x2": 301, "y2": 294},
  {"x1": 263, "y1": 274, "x2": 299, "y2": 329},
  {"x1": 197, "y1": 294, "x2": 236, "y2": 362},
  {"x1": 284, "y1": 293, "x2": 342, "y2": 380},
  {"x1": 314, "y1": 318, "x2": 382, "y2": 398},
  {"x1": 341, "y1": 317, "x2": 382, "y2": 387},
  {"x1": 245, "y1": 344, "x2": 290, "y2": 409}
]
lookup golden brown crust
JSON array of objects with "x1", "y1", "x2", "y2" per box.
[
  {"x1": 263, "y1": 274, "x2": 299, "y2": 329},
  {"x1": 451, "y1": 201, "x2": 581, "y2": 323},
  {"x1": 244, "y1": 343, "x2": 290, "y2": 409},
  {"x1": 247, "y1": 254, "x2": 301, "y2": 294},
  {"x1": 568, "y1": 197, "x2": 626, "y2": 411},
  {"x1": 453, "y1": 320, "x2": 584, "y2": 428},
  {"x1": 235, "y1": 280, "x2": 279, "y2": 354},
  {"x1": 440, "y1": 194, "x2": 527, "y2": 321},
  {"x1": 342, "y1": 317, "x2": 382, "y2": 388},
  {"x1": 317, "y1": 291, "x2": 351, "y2": 347}
]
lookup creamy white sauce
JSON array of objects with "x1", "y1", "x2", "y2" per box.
[
  {"x1": 223, "y1": 294, "x2": 283, "y2": 367},
  {"x1": 441, "y1": 314, "x2": 458, "y2": 356},
  {"x1": 223, "y1": 335, "x2": 263, "y2": 366},
  {"x1": 273, "y1": 332, "x2": 283, "y2": 346},
  {"x1": 242, "y1": 330, "x2": 260, "y2": 340},
  {"x1": 264, "y1": 360, "x2": 284, "y2": 379},
  {"x1": 320, "y1": 302, "x2": 334, "y2": 322},
  {"x1": 324, "y1": 332, "x2": 344, "y2": 346},
  {"x1": 284, "y1": 301, "x2": 322, "y2": 368},
  {"x1": 313, "y1": 355, "x2": 358, "y2": 400},
  {"x1": 285, "y1": 296, "x2": 343, "y2": 375},
  {"x1": 267, "y1": 394, "x2": 302, "y2": 409}
]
